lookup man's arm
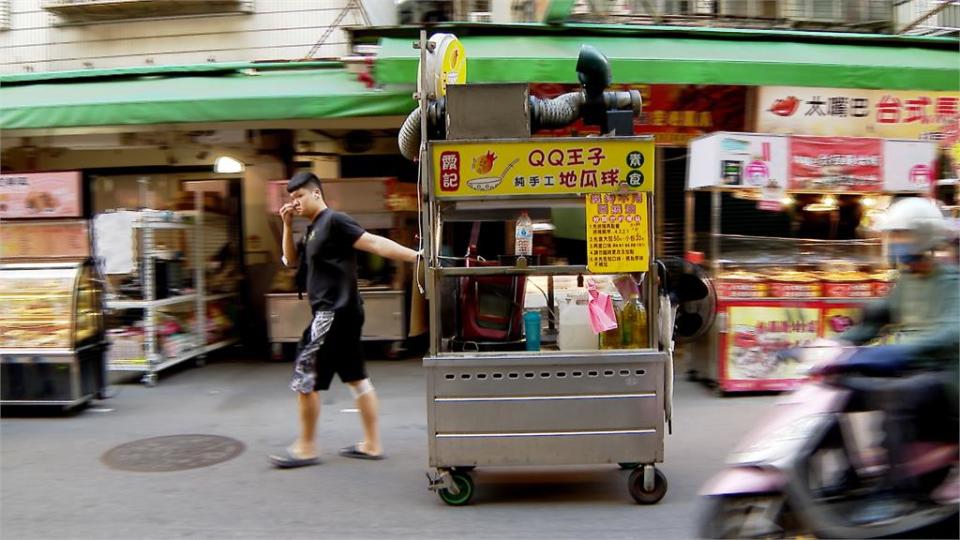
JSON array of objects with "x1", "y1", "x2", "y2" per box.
[
  {"x1": 280, "y1": 203, "x2": 298, "y2": 267},
  {"x1": 353, "y1": 232, "x2": 419, "y2": 263}
]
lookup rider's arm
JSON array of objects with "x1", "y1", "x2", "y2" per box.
[{"x1": 840, "y1": 298, "x2": 892, "y2": 345}]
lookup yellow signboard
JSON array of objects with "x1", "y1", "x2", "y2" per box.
[
  {"x1": 432, "y1": 138, "x2": 655, "y2": 198},
  {"x1": 585, "y1": 192, "x2": 650, "y2": 273}
]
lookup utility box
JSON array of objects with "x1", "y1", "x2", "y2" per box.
[{"x1": 446, "y1": 84, "x2": 531, "y2": 140}]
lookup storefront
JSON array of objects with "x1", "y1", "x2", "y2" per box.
[{"x1": 0, "y1": 62, "x2": 423, "y2": 382}]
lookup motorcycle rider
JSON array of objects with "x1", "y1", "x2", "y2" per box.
[{"x1": 839, "y1": 197, "x2": 959, "y2": 514}]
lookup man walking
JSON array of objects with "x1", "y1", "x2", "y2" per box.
[{"x1": 270, "y1": 171, "x2": 419, "y2": 468}]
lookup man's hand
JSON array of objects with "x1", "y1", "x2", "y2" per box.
[{"x1": 280, "y1": 203, "x2": 295, "y2": 227}]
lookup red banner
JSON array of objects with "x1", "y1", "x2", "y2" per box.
[
  {"x1": 789, "y1": 136, "x2": 883, "y2": 191},
  {"x1": 529, "y1": 84, "x2": 746, "y2": 146}
]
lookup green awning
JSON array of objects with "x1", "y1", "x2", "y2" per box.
[
  {"x1": 0, "y1": 65, "x2": 415, "y2": 131},
  {"x1": 375, "y1": 34, "x2": 960, "y2": 91}
]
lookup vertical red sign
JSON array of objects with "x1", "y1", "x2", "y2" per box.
[{"x1": 439, "y1": 151, "x2": 460, "y2": 192}]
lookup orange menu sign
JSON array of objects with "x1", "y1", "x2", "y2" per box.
[{"x1": 0, "y1": 220, "x2": 90, "y2": 259}]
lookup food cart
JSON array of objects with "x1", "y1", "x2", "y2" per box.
[
  {"x1": 408, "y1": 35, "x2": 674, "y2": 506},
  {"x1": 683, "y1": 132, "x2": 936, "y2": 393}
]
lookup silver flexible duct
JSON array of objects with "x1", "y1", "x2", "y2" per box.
[
  {"x1": 397, "y1": 89, "x2": 642, "y2": 161},
  {"x1": 398, "y1": 106, "x2": 422, "y2": 161}
]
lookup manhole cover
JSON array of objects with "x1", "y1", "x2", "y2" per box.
[{"x1": 102, "y1": 434, "x2": 245, "y2": 472}]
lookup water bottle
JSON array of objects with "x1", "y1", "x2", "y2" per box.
[
  {"x1": 515, "y1": 211, "x2": 533, "y2": 257},
  {"x1": 524, "y1": 309, "x2": 542, "y2": 351}
]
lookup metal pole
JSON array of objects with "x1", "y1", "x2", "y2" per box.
[
  {"x1": 710, "y1": 189, "x2": 721, "y2": 275},
  {"x1": 684, "y1": 190, "x2": 695, "y2": 257}
]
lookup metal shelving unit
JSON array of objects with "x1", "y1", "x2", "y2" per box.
[{"x1": 101, "y1": 178, "x2": 239, "y2": 386}]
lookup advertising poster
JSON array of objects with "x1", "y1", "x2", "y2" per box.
[
  {"x1": 757, "y1": 87, "x2": 960, "y2": 148},
  {"x1": 0, "y1": 171, "x2": 82, "y2": 218},
  {"x1": 432, "y1": 138, "x2": 655, "y2": 198},
  {"x1": 531, "y1": 84, "x2": 746, "y2": 146},
  {"x1": 0, "y1": 220, "x2": 90, "y2": 259},
  {"x1": 722, "y1": 303, "x2": 821, "y2": 391},
  {"x1": 585, "y1": 193, "x2": 649, "y2": 273},
  {"x1": 789, "y1": 136, "x2": 883, "y2": 191}
]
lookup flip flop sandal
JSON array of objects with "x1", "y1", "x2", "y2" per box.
[
  {"x1": 269, "y1": 447, "x2": 321, "y2": 469},
  {"x1": 339, "y1": 444, "x2": 385, "y2": 461}
]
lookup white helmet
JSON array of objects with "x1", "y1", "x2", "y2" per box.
[{"x1": 877, "y1": 197, "x2": 947, "y2": 252}]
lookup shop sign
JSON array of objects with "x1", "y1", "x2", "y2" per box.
[
  {"x1": 0, "y1": 220, "x2": 89, "y2": 259},
  {"x1": 723, "y1": 304, "x2": 821, "y2": 388},
  {"x1": 585, "y1": 192, "x2": 650, "y2": 273},
  {"x1": 789, "y1": 136, "x2": 883, "y2": 192},
  {"x1": 0, "y1": 171, "x2": 82, "y2": 219},
  {"x1": 757, "y1": 87, "x2": 960, "y2": 148},
  {"x1": 531, "y1": 84, "x2": 746, "y2": 146},
  {"x1": 431, "y1": 138, "x2": 655, "y2": 198},
  {"x1": 687, "y1": 132, "x2": 789, "y2": 189},
  {"x1": 883, "y1": 139, "x2": 937, "y2": 192}
]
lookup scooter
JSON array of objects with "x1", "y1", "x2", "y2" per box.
[{"x1": 698, "y1": 339, "x2": 959, "y2": 539}]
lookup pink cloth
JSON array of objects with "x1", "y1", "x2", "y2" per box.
[{"x1": 587, "y1": 281, "x2": 618, "y2": 334}]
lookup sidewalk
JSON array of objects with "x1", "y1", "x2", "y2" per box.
[{"x1": 0, "y1": 357, "x2": 776, "y2": 540}]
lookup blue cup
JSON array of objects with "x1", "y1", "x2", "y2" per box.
[{"x1": 524, "y1": 309, "x2": 542, "y2": 351}]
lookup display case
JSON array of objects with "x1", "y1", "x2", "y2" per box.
[{"x1": 0, "y1": 260, "x2": 107, "y2": 407}]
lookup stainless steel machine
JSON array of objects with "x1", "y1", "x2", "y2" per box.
[{"x1": 408, "y1": 33, "x2": 673, "y2": 506}]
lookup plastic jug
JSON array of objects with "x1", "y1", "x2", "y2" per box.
[{"x1": 558, "y1": 291, "x2": 599, "y2": 351}]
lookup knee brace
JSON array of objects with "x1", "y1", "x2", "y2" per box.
[{"x1": 349, "y1": 378, "x2": 374, "y2": 398}]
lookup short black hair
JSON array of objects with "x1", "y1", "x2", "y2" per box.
[{"x1": 287, "y1": 171, "x2": 322, "y2": 193}]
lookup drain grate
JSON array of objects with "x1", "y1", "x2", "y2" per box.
[{"x1": 102, "y1": 434, "x2": 245, "y2": 472}]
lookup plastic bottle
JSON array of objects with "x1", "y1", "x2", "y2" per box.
[
  {"x1": 600, "y1": 294, "x2": 623, "y2": 350},
  {"x1": 524, "y1": 309, "x2": 542, "y2": 351},
  {"x1": 620, "y1": 293, "x2": 648, "y2": 348},
  {"x1": 515, "y1": 211, "x2": 533, "y2": 257}
]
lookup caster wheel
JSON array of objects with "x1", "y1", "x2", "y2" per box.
[
  {"x1": 629, "y1": 468, "x2": 668, "y2": 505},
  {"x1": 142, "y1": 374, "x2": 158, "y2": 388},
  {"x1": 618, "y1": 462, "x2": 640, "y2": 470},
  {"x1": 438, "y1": 471, "x2": 475, "y2": 506}
]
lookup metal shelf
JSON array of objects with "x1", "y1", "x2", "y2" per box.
[
  {"x1": 435, "y1": 265, "x2": 590, "y2": 277},
  {"x1": 108, "y1": 338, "x2": 238, "y2": 373},
  {"x1": 131, "y1": 221, "x2": 191, "y2": 230},
  {"x1": 105, "y1": 294, "x2": 197, "y2": 309}
]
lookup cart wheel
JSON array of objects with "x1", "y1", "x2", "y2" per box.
[
  {"x1": 438, "y1": 471, "x2": 475, "y2": 506},
  {"x1": 142, "y1": 374, "x2": 158, "y2": 388},
  {"x1": 629, "y1": 468, "x2": 668, "y2": 505},
  {"x1": 618, "y1": 462, "x2": 640, "y2": 470}
]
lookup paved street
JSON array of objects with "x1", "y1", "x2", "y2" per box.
[{"x1": 1, "y1": 356, "x2": 777, "y2": 540}]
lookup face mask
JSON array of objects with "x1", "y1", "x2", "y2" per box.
[{"x1": 888, "y1": 242, "x2": 923, "y2": 267}]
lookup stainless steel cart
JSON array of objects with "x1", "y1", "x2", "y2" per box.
[{"x1": 420, "y1": 140, "x2": 670, "y2": 505}]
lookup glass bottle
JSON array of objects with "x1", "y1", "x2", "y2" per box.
[
  {"x1": 620, "y1": 293, "x2": 648, "y2": 348},
  {"x1": 600, "y1": 294, "x2": 623, "y2": 350}
]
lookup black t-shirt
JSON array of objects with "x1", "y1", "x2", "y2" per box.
[{"x1": 298, "y1": 210, "x2": 366, "y2": 312}]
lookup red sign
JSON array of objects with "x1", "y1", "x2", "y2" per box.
[
  {"x1": 0, "y1": 171, "x2": 82, "y2": 219},
  {"x1": 530, "y1": 84, "x2": 746, "y2": 146},
  {"x1": 789, "y1": 136, "x2": 883, "y2": 191},
  {"x1": 439, "y1": 151, "x2": 461, "y2": 192}
]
